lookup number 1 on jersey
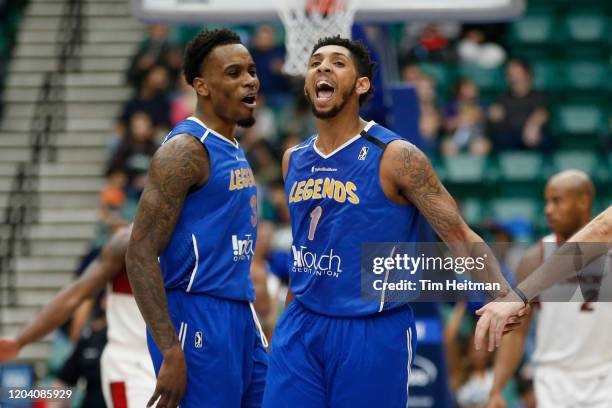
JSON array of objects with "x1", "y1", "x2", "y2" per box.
[{"x1": 308, "y1": 206, "x2": 323, "y2": 240}]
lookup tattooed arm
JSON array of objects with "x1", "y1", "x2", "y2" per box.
[
  {"x1": 126, "y1": 134, "x2": 209, "y2": 407},
  {"x1": 380, "y1": 139, "x2": 512, "y2": 295}
]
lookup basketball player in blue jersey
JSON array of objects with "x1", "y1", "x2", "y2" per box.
[
  {"x1": 262, "y1": 36, "x2": 516, "y2": 408},
  {"x1": 126, "y1": 29, "x2": 267, "y2": 408}
]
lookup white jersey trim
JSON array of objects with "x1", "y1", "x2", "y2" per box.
[
  {"x1": 186, "y1": 234, "x2": 199, "y2": 293},
  {"x1": 379, "y1": 245, "x2": 396, "y2": 312},
  {"x1": 249, "y1": 302, "x2": 269, "y2": 348},
  {"x1": 312, "y1": 120, "x2": 376, "y2": 159},
  {"x1": 187, "y1": 116, "x2": 239, "y2": 149},
  {"x1": 406, "y1": 327, "x2": 413, "y2": 407}
]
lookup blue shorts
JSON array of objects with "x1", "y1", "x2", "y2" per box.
[
  {"x1": 263, "y1": 301, "x2": 416, "y2": 408},
  {"x1": 147, "y1": 291, "x2": 268, "y2": 407}
]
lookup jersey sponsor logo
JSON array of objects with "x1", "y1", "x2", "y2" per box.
[
  {"x1": 195, "y1": 331, "x2": 203, "y2": 349},
  {"x1": 358, "y1": 146, "x2": 369, "y2": 160},
  {"x1": 229, "y1": 167, "x2": 256, "y2": 191},
  {"x1": 235, "y1": 155, "x2": 248, "y2": 162},
  {"x1": 291, "y1": 245, "x2": 342, "y2": 278},
  {"x1": 311, "y1": 166, "x2": 338, "y2": 173},
  {"x1": 232, "y1": 234, "x2": 255, "y2": 261},
  {"x1": 288, "y1": 177, "x2": 359, "y2": 205}
]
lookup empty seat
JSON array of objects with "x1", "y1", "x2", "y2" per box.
[
  {"x1": 553, "y1": 151, "x2": 598, "y2": 174},
  {"x1": 498, "y1": 152, "x2": 544, "y2": 181},
  {"x1": 508, "y1": 15, "x2": 556, "y2": 45},
  {"x1": 457, "y1": 64, "x2": 505, "y2": 93},
  {"x1": 490, "y1": 198, "x2": 538, "y2": 224},
  {"x1": 552, "y1": 105, "x2": 606, "y2": 135},
  {"x1": 444, "y1": 154, "x2": 486, "y2": 183},
  {"x1": 564, "y1": 14, "x2": 607, "y2": 43}
]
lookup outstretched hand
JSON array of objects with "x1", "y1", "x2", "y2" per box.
[
  {"x1": 0, "y1": 338, "x2": 21, "y2": 362},
  {"x1": 474, "y1": 297, "x2": 530, "y2": 351}
]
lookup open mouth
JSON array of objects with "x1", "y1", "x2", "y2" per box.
[
  {"x1": 241, "y1": 95, "x2": 257, "y2": 108},
  {"x1": 315, "y1": 81, "x2": 335, "y2": 101}
]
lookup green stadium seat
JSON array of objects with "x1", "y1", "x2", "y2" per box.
[
  {"x1": 490, "y1": 198, "x2": 538, "y2": 224},
  {"x1": 508, "y1": 15, "x2": 556, "y2": 45},
  {"x1": 564, "y1": 14, "x2": 607, "y2": 43},
  {"x1": 532, "y1": 61, "x2": 563, "y2": 93},
  {"x1": 552, "y1": 105, "x2": 606, "y2": 136},
  {"x1": 459, "y1": 198, "x2": 483, "y2": 226},
  {"x1": 498, "y1": 152, "x2": 544, "y2": 182},
  {"x1": 563, "y1": 62, "x2": 608, "y2": 92},
  {"x1": 457, "y1": 64, "x2": 505, "y2": 93},
  {"x1": 552, "y1": 151, "x2": 598, "y2": 174},
  {"x1": 444, "y1": 154, "x2": 486, "y2": 183}
]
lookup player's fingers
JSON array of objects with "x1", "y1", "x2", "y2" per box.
[
  {"x1": 474, "y1": 313, "x2": 491, "y2": 350},
  {"x1": 503, "y1": 322, "x2": 522, "y2": 333},
  {"x1": 495, "y1": 317, "x2": 505, "y2": 348},
  {"x1": 488, "y1": 318, "x2": 497, "y2": 352},
  {"x1": 518, "y1": 304, "x2": 531, "y2": 317},
  {"x1": 147, "y1": 388, "x2": 161, "y2": 408},
  {"x1": 155, "y1": 390, "x2": 171, "y2": 408},
  {"x1": 475, "y1": 306, "x2": 485, "y2": 316}
]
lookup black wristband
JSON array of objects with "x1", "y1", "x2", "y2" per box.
[{"x1": 513, "y1": 287, "x2": 529, "y2": 306}]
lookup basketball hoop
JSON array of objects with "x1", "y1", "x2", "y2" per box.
[{"x1": 277, "y1": 0, "x2": 360, "y2": 76}]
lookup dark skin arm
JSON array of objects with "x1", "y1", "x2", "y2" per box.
[
  {"x1": 126, "y1": 134, "x2": 209, "y2": 408},
  {"x1": 0, "y1": 227, "x2": 129, "y2": 361},
  {"x1": 381, "y1": 139, "x2": 513, "y2": 295}
]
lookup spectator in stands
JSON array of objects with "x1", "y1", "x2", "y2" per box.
[
  {"x1": 400, "y1": 22, "x2": 460, "y2": 63},
  {"x1": 127, "y1": 23, "x2": 177, "y2": 90},
  {"x1": 170, "y1": 75, "x2": 196, "y2": 126},
  {"x1": 118, "y1": 65, "x2": 172, "y2": 135},
  {"x1": 108, "y1": 111, "x2": 159, "y2": 188},
  {"x1": 248, "y1": 25, "x2": 290, "y2": 109},
  {"x1": 241, "y1": 96, "x2": 278, "y2": 145},
  {"x1": 415, "y1": 74, "x2": 442, "y2": 155},
  {"x1": 442, "y1": 78, "x2": 491, "y2": 156},
  {"x1": 400, "y1": 63, "x2": 423, "y2": 83},
  {"x1": 488, "y1": 59, "x2": 550, "y2": 151},
  {"x1": 247, "y1": 139, "x2": 282, "y2": 186},
  {"x1": 55, "y1": 298, "x2": 107, "y2": 408},
  {"x1": 99, "y1": 168, "x2": 129, "y2": 231},
  {"x1": 445, "y1": 302, "x2": 494, "y2": 408},
  {"x1": 457, "y1": 29, "x2": 506, "y2": 69},
  {"x1": 278, "y1": 93, "x2": 316, "y2": 141}
]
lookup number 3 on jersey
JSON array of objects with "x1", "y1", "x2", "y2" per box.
[{"x1": 308, "y1": 206, "x2": 323, "y2": 240}]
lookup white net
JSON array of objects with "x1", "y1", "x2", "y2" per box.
[{"x1": 277, "y1": 0, "x2": 360, "y2": 76}]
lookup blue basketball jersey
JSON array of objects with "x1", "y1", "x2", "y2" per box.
[
  {"x1": 285, "y1": 121, "x2": 421, "y2": 316},
  {"x1": 159, "y1": 117, "x2": 257, "y2": 301}
]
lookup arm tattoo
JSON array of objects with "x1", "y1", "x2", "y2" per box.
[
  {"x1": 393, "y1": 143, "x2": 463, "y2": 241},
  {"x1": 126, "y1": 135, "x2": 209, "y2": 352},
  {"x1": 391, "y1": 141, "x2": 510, "y2": 295}
]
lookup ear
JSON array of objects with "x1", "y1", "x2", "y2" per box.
[
  {"x1": 355, "y1": 76, "x2": 371, "y2": 98},
  {"x1": 304, "y1": 86, "x2": 309, "y2": 98},
  {"x1": 193, "y1": 77, "x2": 209, "y2": 97}
]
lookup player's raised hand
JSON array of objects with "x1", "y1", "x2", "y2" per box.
[
  {"x1": 0, "y1": 337, "x2": 21, "y2": 362},
  {"x1": 487, "y1": 391, "x2": 507, "y2": 408},
  {"x1": 474, "y1": 299, "x2": 527, "y2": 352},
  {"x1": 148, "y1": 344, "x2": 187, "y2": 408}
]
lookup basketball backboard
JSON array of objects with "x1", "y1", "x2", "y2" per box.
[{"x1": 132, "y1": 0, "x2": 525, "y2": 24}]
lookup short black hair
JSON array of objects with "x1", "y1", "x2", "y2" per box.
[
  {"x1": 311, "y1": 35, "x2": 376, "y2": 105},
  {"x1": 183, "y1": 28, "x2": 242, "y2": 87}
]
